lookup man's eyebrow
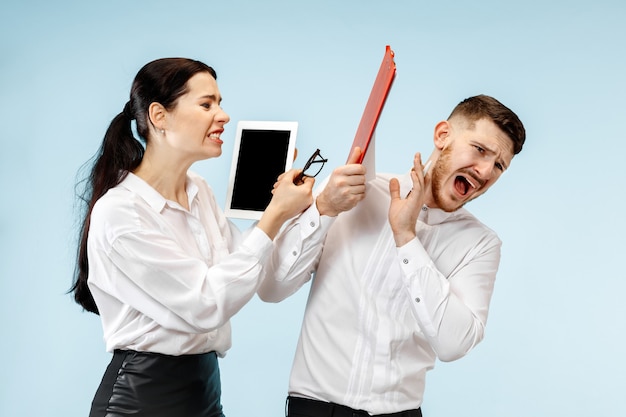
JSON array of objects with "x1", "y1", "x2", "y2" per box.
[
  {"x1": 474, "y1": 141, "x2": 509, "y2": 169},
  {"x1": 472, "y1": 140, "x2": 495, "y2": 154}
]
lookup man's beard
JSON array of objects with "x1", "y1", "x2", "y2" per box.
[{"x1": 430, "y1": 145, "x2": 473, "y2": 213}]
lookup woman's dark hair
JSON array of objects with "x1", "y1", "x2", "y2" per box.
[
  {"x1": 70, "y1": 58, "x2": 217, "y2": 313},
  {"x1": 448, "y1": 94, "x2": 526, "y2": 155}
]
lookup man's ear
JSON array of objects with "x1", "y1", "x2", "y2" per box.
[
  {"x1": 148, "y1": 102, "x2": 167, "y2": 131},
  {"x1": 433, "y1": 120, "x2": 450, "y2": 150}
]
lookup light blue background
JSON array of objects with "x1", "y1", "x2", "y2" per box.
[{"x1": 2, "y1": 1, "x2": 625, "y2": 416}]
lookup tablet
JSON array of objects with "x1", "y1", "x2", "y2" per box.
[
  {"x1": 225, "y1": 121, "x2": 298, "y2": 220},
  {"x1": 347, "y1": 45, "x2": 396, "y2": 163}
]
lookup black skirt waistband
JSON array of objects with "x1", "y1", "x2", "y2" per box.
[{"x1": 90, "y1": 349, "x2": 224, "y2": 417}]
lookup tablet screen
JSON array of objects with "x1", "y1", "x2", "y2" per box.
[{"x1": 225, "y1": 121, "x2": 298, "y2": 220}]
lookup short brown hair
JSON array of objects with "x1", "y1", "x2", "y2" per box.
[{"x1": 449, "y1": 95, "x2": 526, "y2": 155}]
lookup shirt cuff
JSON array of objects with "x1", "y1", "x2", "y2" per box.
[
  {"x1": 298, "y1": 197, "x2": 335, "y2": 239},
  {"x1": 396, "y1": 237, "x2": 431, "y2": 271},
  {"x1": 246, "y1": 226, "x2": 273, "y2": 258},
  {"x1": 396, "y1": 237, "x2": 438, "y2": 338}
]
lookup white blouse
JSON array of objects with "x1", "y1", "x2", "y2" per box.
[{"x1": 87, "y1": 171, "x2": 274, "y2": 356}]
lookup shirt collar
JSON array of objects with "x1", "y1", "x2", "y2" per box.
[{"x1": 119, "y1": 172, "x2": 199, "y2": 213}]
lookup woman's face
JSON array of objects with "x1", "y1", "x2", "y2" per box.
[{"x1": 163, "y1": 72, "x2": 230, "y2": 161}]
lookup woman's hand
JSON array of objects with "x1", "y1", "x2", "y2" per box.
[{"x1": 257, "y1": 169, "x2": 314, "y2": 239}]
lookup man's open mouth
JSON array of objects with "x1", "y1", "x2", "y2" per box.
[{"x1": 454, "y1": 175, "x2": 476, "y2": 196}]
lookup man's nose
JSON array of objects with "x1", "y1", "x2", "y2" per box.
[{"x1": 474, "y1": 158, "x2": 495, "y2": 182}]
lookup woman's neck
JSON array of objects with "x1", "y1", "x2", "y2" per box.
[{"x1": 133, "y1": 152, "x2": 191, "y2": 210}]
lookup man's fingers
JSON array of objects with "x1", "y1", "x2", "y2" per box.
[
  {"x1": 389, "y1": 178, "x2": 401, "y2": 200},
  {"x1": 347, "y1": 146, "x2": 363, "y2": 165}
]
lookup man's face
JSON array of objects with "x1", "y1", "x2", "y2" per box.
[{"x1": 429, "y1": 117, "x2": 515, "y2": 212}]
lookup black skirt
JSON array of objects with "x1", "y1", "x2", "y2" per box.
[{"x1": 89, "y1": 350, "x2": 224, "y2": 417}]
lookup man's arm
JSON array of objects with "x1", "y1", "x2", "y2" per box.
[
  {"x1": 396, "y1": 236, "x2": 500, "y2": 361},
  {"x1": 388, "y1": 153, "x2": 499, "y2": 360},
  {"x1": 257, "y1": 148, "x2": 367, "y2": 302}
]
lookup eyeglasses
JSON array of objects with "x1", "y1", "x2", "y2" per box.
[{"x1": 294, "y1": 148, "x2": 328, "y2": 185}]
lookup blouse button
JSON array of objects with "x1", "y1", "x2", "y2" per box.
[
  {"x1": 309, "y1": 221, "x2": 315, "y2": 227},
  {"x1": 415, "y1": 297, "x2": 421, "y2": 303},
  {"x1": 403, "y1": 258, "x2": 409, "y2": 264}
]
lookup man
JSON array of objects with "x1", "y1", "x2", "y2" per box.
[{"x1": 259, "y1": 95, "x2": 526, "y2": 416}]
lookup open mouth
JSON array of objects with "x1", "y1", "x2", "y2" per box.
[{"x1": 454, "y1": 175, "x2": 476, "y2": 196}]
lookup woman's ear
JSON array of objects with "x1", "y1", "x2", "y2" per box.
[
  {"x1": 433, "y1": 120, "x2": 450, "y2": 150},
  {"x1": 148, "y1": 102, "x2": 167, "y2": 131}
]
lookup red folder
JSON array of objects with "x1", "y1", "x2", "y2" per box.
[{"x1": 347, "y1": 45, "x2": 396, "y2": 163}]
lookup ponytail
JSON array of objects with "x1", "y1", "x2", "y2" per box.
[
  {"x1": 70, "y1": 57, "x2": 218, "y2": 313},
  {"x1": 70, "y1": 109, "x2": 144, "y2": 313}
]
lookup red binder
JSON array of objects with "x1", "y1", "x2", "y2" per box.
[{"x1": 347, "y1": 45, "x2": 396, "y2": 163}]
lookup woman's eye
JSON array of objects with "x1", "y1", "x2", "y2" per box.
[{"x1": 201, "y1": 103, "x2": 212, "y2": 109}]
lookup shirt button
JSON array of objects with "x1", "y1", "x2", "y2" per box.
[
  {"x1": 415, "y1": 297, "x2": 421, "y2": 303},
  {"x1": 309, "y1": 221, "x2": 315, "y2": 227},
  {"x1": 292, "y1": 251, "x2": 298, "y2": 256},
  {"x1": 403, "y1": 258, "x2": 409, "y2": 264}
]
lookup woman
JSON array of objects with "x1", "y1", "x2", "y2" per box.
[{"x1": 70, "y1": 58, "x2": 314, "y2": 417}]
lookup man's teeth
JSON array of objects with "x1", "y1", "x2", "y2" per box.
[{"x1": 466, "y1": 177, "x2": 476, "y2": 188}]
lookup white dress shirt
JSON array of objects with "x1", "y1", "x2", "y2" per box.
[
  {"x1": 88, "y1": 171, "x2": 278, "y2": 356},
  {"x1": 259, "y1": 171, "x2": 501, "y2": 414}
]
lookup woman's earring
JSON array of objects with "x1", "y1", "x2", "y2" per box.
[{"x1": 161, "y1": 129, "x2": 165, "y2": 134}]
